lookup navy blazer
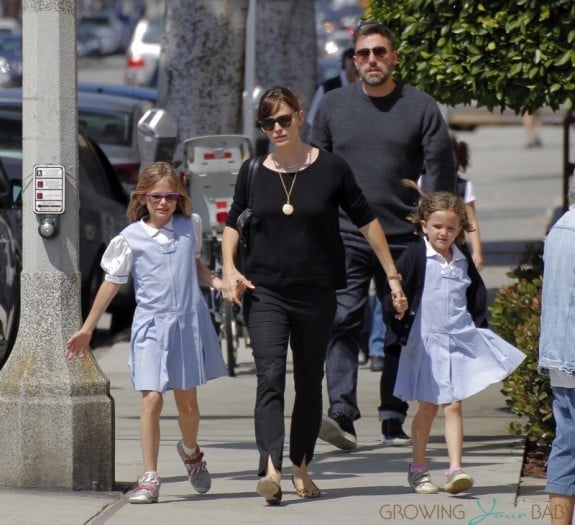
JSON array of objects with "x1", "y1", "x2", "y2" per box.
[{"x1": 383, "y1": 237, "x2": 488, "y2": 347}]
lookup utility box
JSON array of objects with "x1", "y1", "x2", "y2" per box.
[{"x1": 137, "y1": 108, "x2": 178, "y2": 170}]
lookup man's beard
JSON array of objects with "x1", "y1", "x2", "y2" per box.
[{"x1": 360, "y1": 69, "x2": 390, "y2": 87}]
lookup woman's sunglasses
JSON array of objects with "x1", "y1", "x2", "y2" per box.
[
  {"x1": 259, "y1": 112, "x2": 297, "y2": 132},
  {"x1": 144, "y1": 193, "x2": 179, "y2": 203}
]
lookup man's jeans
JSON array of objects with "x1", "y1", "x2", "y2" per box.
[{"x1": 325, "y1": 232, "x2": 407, "y2": 421}]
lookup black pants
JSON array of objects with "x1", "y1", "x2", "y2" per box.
[
  {"x1": 244, "y1": 285, "x2": 336, "y2": 476},
  {"x1": 325, "y1": 232, "x2": 410, "y2": 422}
]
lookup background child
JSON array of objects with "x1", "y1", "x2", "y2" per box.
[
  {"x1": 65, "y1": 162, "x2": 227, "y2": 504},
  {"x1": 383, "y1": 184, "x2": 525, "y2": 495},
  {"x1": 451, "y1": 135, "x2": 484, "y2": 271},
  {"x1": 420, "y1": 134, "x2": 484, "y2": 270}
]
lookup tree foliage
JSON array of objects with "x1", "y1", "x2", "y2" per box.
[{"x1": 369, "y1": 0, "x2": 575, "y2": 113}]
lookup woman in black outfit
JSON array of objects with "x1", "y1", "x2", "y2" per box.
[{"x1": 221, "y1": 86, "x2": 406, "y2": 505}]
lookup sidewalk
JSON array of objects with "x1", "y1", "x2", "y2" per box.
[
  {"x1": 1, "y1": 338, "x2": 547, "y2": 525},
  {"x1": 1, "y1": 125, "x2": 558, "y2": 524}
]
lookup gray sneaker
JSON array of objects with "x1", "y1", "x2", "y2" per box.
[
  {"x1": 177, "y1": 440, "x2": 211, "y2": 494},
  {"x1": 407, "y1": 468, "x2": 439, "y2": 494},
  {"x1": 445, "y1": 469, "x2": 474, "y2": 494},
  {"x1": 128, "y1": 471, "x2": 161, "y2": 504}
]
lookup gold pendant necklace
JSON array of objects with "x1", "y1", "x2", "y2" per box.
[{"x1": 278, "y1": 171, "x2": 298, "y2": 216}]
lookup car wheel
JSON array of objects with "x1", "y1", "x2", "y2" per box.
[{"x1": 0, "y1": 280, "x2": 20, "y2": 368}]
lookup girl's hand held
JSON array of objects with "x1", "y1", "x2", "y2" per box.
[{"x1": 391, "y1": 289, "x2": 408, "y2": 320}]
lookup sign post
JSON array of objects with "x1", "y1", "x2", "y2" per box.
[{"x1": 0, "y1": 1, "x2": 114, "y2": 490}]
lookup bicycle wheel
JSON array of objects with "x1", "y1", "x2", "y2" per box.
[{"x1": 222, "y1": 300, "x2": 239, "y2": 376}]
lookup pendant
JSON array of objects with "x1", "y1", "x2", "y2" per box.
[{"x1": 282, "y1": 203, "x2": 294, "y2": 216}]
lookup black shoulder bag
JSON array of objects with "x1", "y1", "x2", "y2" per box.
[{"x1": 236, "y1": 156, "x2": 261, "y2": 268}]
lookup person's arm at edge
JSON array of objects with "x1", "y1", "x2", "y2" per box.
[
  {"x1": 359, "y1": 218, "x2": 407, "y2": 319},
  {"x1": 221, "y1": 225, "x2": 254, "y2": 306},
  {"x1": 465, "y1": 201, "x2": 484, "y2": 271},
  {"x1": 196, "y1": 258, "x2": 223, "y2": 290}
]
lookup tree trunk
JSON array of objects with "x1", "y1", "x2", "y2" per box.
[
  {"x1": 160, "y1": 0, "x2": 317, "y2": 160},
  {"x1": 255, "y1": 0, "x2": 317, "y2": 112},
  {"x1": 160, "y1": 0, "x2": 249, "y2": 156}
]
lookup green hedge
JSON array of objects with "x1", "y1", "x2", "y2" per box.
[{"x1": 489, "y1": 244, "x2": 554, "y2": 447}]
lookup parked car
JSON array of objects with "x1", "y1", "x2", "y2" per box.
[
  {"x1": 0, "y1": 88, "x2": 154, "y2": 193},
  {"x1": 0, "y1": 157, "x2": 20, "y2": 367},
  {"x1": 76, "y1": 22, "x2": 104, "y2": 57},
  {"x1": 125, "y1": 17, "x2": 163, "y2": 87},
  {"x1": 0, "y1": 17, "x2": 21, "y2": 38},
  {"x1": 317, "y1": 28, "x2": 353, "y2": 59},
  {"x1": 0, "y1": 109, "x2": 134, "y2": 368},
  {"x1": 78, "y1": 11, "x2": 126, "y2": 55},
  {"x1": 78, "y1": 81, "x2": 158, "y2": 104},
  {"x1": 0, "y1": 35, "x2": 22, "y2": 87}
]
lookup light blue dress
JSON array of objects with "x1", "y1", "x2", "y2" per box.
[
  {"x1": 394, "y1": 243, "x2": 525, "y2": 404},
  {"x1": 102, "y1": 214, "x2": 227, "y2": 392}
]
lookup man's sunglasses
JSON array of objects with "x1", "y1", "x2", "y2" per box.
[
  {"x1": 355, "y1": 46, "x2": 388, "y2": 61},
  {"x1": 259, "y1": 112, "x2": 297, "y2": 132},
  {"x1": 144, "y1": 193, "x2": 179, "y2": 203}
]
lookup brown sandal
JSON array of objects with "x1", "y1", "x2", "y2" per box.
[
  {"x1": 291, "y1": 475, "x2": 321, "y2": 498},
  {"x1": 256, "y1": 476, "x2": 282, "y2": 505}
]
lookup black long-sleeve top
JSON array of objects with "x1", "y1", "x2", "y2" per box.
[{"x1": 226, "y1": 149, "x2": 375, "y2": 289}]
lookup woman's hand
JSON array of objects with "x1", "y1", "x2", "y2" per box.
[
  {"x1": 65, "y1": 330, "x2": 93, "y2": 361},
  {"x1": 389, "y1": 282, "x2": 408, "y2": 320},
  {"x1": 222, "y1": 266, "x2": 255, "y2": 306}
]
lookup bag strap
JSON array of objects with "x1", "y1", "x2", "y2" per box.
[{"x1": 245, "y1": 156, "x2": 262, "y2": 208}]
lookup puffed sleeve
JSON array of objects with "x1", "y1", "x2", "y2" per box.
[
  {"x1": 101, "y1": 235, "x2": 132, "y2": 284},
  {"x1": 192, "y1": 213, "x2": 203, "y2": 258}
]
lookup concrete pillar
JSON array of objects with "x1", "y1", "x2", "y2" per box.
[{"x1": 0, "y1": 1, "x2": 114, "y2": 490}]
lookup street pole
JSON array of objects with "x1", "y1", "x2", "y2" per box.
[
  {"x1": 242, "y1": 0, "x2": 256, "y2": 148},
  {"x1": 0, "y1": 1, "x2": 114, "y2": 490}
]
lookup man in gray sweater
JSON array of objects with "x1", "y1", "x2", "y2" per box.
[{"x1": 311, "y1": 21, "x2": 455, "y2": 450}]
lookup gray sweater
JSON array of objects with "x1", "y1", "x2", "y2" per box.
[{"x1": 310, "y1": 81, "x2": 456, "y2": 240}]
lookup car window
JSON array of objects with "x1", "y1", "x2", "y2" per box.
[
  {"x1": 0, "y1": 116, "x2": 22, "y2": 152},
  {"x1": 78, "y1": 132, "x2": 116, "y2": 199},
  {"x1": 78, "y1": 132, "x2": 128, "y2": 205},
  {"x1": 142, "y1": 22, "x2": 163, "y2": 44},
  {"x1": 79, "y1": 109, "x2": 132, "y2": 147},
  {"x1": 0, "y1": 159, "x2": 8, "y2": 194},
  {"x1": 0, "y1": 36, "x2": 21, "y2": 52}
]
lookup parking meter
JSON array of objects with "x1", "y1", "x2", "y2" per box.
[
  {"x1": 137, "y1": 109, "x2": 178, "y2": 171},
  {"x1": 33, "y1": 164, "x2": 64, "y2": 238}
]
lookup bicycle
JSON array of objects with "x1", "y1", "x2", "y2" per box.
[{"x1": 183, "y1": 134, "x2": 253, "y2": 376}]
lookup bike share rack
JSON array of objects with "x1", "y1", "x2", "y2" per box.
[{"x1": 183, "y1": 135, "x2": 253, "y2": 376}]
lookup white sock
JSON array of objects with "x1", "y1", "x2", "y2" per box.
[{"x1": 181, "y1": 442, "x2": 197, "y2": 456}]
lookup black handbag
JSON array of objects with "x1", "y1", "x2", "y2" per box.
[
  {"x1": 236, "y1": 156, "x2": 261, "y2": 247},
  {"x1": 236, "y1": 156, "x2": 261, "y2": 266}
]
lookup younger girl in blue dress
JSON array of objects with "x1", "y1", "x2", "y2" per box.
[
  {"x1": 383, "y1": 184, "x2": 525, "y2": 495},
  {"x1": 65, "y1": 162, "x2": 227, "y2": 504}
]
